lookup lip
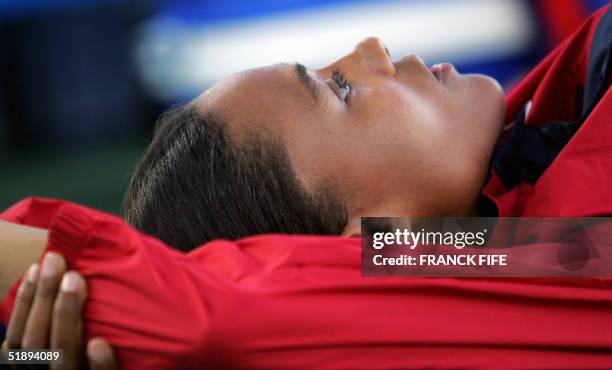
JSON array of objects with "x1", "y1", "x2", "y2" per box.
[
  {"x1": 395, "y1": 54, "x2": 428, "y2": 73},
  {"x1": 430, "y1": 63, "x2": 453, "y2": 84}
]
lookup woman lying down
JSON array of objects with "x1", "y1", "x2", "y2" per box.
[{"x1": 1, "y1": 4, "x2": 612, "y2": 369}]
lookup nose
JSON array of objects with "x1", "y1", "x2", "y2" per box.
[
  {"x1": 325, "y1": 37, "x2": 396, "y2": 77},
  {"x1": 356, "y1": 37, "x2": 391, "y2": 58}
]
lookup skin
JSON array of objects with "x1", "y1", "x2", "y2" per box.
[
  {"x1": 196, "y1": 37, "x2": 505, "y2": 235},
  {"x1": 0, "y1": 221, "x2": 46, "y2": 297}
]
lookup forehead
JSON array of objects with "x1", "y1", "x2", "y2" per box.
[{"x1": 193, "y1": 64, "x2": 311, "y2": 141}]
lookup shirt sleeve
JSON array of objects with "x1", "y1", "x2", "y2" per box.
[{"x1": 1, "y1": 199, "x2": 230, "y2": 369}]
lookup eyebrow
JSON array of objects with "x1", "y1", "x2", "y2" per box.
[{"x1": 294, "y1": 63, "x2": 320, "y2": 103}]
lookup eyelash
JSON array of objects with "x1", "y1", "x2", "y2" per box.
[{"x1": 331, "y1": 70, "x2": 351, "y2": 101}]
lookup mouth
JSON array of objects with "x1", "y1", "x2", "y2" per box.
[{"x1": 430, "y1": 63, "x2": 453, "y2": 83}]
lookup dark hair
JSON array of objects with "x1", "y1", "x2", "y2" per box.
[{"x1": 122, "y1": 104, "x2": 347, "y2": 251}]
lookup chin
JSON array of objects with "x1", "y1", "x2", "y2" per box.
[
  {"x1": 466, "y1": 73, "x2": 506, "y2": 133},
  {"x1": 479, "y1": 73, "x2": 504, "y2": 93},
  {"x1": 486, "y1": 76, "x2": 506, "y2": 135},
  {"x1": 475, "y1": 74, "x2": 505, "y2": 111}
]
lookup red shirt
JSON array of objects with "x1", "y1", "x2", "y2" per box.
[{"x1": 2, "y1": 5, "x2": 612, "y2": 369}]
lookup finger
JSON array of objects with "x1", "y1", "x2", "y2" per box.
[
  {"x1": 87, "y1": 338, "x2": 118, "y2": 370},
  {"x1": 1, "y1": 340, "x2": 16, "y2": 370},
  {"x1": 0, "y1": 340, "x2": 8, "y2": 368},
  {"x1": 21, "y1": 253, "x2": 66, "y2": 350},
  {"x1": 1, "y1": 340, "x2": 8, "y2": 361},
  {"x1": 5, "y1": 264, "x2": 39, "y2": 349},
  {"x1": 49, "y1": 272, "x2": 87, "y2": 370}
]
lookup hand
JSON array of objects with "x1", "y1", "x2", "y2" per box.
[{"x1": 1, "y1": 252, "x2": 118, "y2": 369}]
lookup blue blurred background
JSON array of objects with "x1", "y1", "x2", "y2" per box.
[{"x1": 0, "y1": 0, "x2": 608, "y2": 213}]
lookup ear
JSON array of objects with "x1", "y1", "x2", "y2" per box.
[{"x1": 341, "y1": 215, "x2": 362, "y2": 237}]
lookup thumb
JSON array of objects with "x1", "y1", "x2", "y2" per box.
[{"x1": 87, "y1": 338, "x2": 118, "y2": 370}]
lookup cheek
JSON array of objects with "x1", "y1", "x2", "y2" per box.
[
  {"x1": 337, "y1": 109, "x2": 441, "y2": 194},
  {"x1": 342, "y1": 84, "x2": 449, "y2": 170}
]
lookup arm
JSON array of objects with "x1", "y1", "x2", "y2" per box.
[{"x1": 0, "y1": 220, "x2": 47, "y2": 297}]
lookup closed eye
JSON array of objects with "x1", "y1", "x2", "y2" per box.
[
  {"x1": 294, "y1": 63, "x2": 351, "y2": 104},
  {"x1": 330, "y1": 70, "x2": 351, "y2": 102}
]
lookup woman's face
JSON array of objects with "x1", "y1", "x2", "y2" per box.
[{"x1": 195, "y1": 37, "x2": 504, "y2": 233}]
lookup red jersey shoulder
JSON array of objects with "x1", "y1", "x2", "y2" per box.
[{"x1": 484, "y1": 5, "x2": 612, "y2": 216}]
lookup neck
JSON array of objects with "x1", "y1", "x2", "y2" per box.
[{"x1": 342, "y1": 197, "x2": 480, "y2": 237}]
